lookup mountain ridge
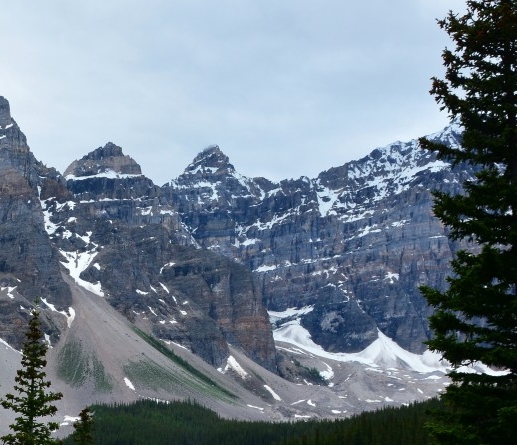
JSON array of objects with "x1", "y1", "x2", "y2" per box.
[{"x1": 163, "y1": 120, "x2": 472, "y2": 355}]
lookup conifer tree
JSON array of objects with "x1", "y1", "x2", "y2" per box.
[
  {"x1": 71, "y1": 407, "x2": 94, "y2": 445},
  {"x1": 419, "y1": 1, "x2": 517, "y2": 444},
  {"x1": 0, "y1": 306, "x2": 63, "y2": 445}
]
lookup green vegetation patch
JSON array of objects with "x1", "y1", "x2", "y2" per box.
[
  {"x1": 132, "y1": 327, "x2": 236, "y2": 400},
  {"x1": 56, "y1": 338, "x2": 113, "y2": 391},
  {"x1": 123, "y1": 359, "x2": 182, "y2": 392},
  {"x1": 56, "y1": 338, "x2": 89, "y2": 386},
  {"x1": 91, "y1": 355, "x2": 113, "y2": 392}
]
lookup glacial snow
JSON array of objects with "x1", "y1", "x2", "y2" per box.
[
  {"x1": 271, "y1": 308, "x2": 507, "y2": 377},
  {"x1": 269, "y1": 307, "x2": 447, "y2": 373}
]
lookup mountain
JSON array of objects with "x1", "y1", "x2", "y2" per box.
[
  {"x1": 46, "y1": 140, "x2": 277, "y2": 373},
  {"x1": 165, "y1": 124, "x2": 472, "y2": 356},
  {"x1": 0, "y1": 95, "x2": 483, "y2": 434}
]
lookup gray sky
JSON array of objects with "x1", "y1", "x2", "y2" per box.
[{"x1": 1, "y1": 0, "x2": 465, "y2": 185}]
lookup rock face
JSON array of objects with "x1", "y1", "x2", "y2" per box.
[
  {"x1": 165, "y1": 123, "x2": 473, "y2": 354},
  {"x1": 64, "y1": 142, "x2": 142, "y2": 178}
]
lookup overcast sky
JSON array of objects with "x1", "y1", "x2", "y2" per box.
[{"x1": 1, "y1": 0, "x2": 465, "y2": 185}]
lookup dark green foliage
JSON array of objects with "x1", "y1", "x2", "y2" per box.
[
  {"x1": 61, "y1": 398, "x2": 439, "y2": 445},
  {"x1": 419, "y1": 1, "x2": 517, "y2": 443},
  {"x1": 0, "y1": 307, "x2": 63, "y2": 445},
  {"x1": 71, "y1": 407, "x2": 94, "y2": 445},
  {"x1": 305, "y1": 367, "x2": 326, "y2": 385}
]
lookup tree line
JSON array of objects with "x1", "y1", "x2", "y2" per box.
[{"x1": 60, "y1": 398, "x2": 441, "y2": 445}]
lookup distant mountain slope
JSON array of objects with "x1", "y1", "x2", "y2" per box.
[{"x1": 1, "y1": 273, "x2": 451, "y2": 437}]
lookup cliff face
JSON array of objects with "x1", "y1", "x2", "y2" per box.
[
  {"x1": 0, "y1": 96, "x2": 72, "y2": 349},
  {"x1": 165, "y1": 124, "x2": 473, "y2": 354}
]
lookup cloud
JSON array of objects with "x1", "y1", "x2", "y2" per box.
[{"x1": 0, "y1": 0, "x2": 465, "y2": 185}]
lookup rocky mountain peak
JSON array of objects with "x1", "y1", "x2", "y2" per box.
[
  {"x1": 0, "y1": 96, "x2": 12, "y2": 128},
  {"x1": 183, "y1": 145, "x2": 235, "y2": 176},
  {"x1": 63, "y1": 142, "x2": 142, "y2": 178}
]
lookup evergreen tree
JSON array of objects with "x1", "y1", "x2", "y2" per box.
[
  {"x1": 71, "y1": 407, "x2": 94, "y2": 445},
  {"x1": 419, "y1": 1, "x2": 517, "y2": 444},
  {"x1": 0, "y1": 306, "x2": 63, "y2": 445}
]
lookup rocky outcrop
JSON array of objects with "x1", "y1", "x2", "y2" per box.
[
  {"x1": 0, "y1": 96, "x2": 71, "y2": 306},
  {"x1": 64, "y1": 142, "x2": 142, "y2": 178}
]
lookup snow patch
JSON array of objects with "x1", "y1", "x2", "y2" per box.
[
  {"x1": 315, "y1": 183, "x2": 342, "y2": 216},
  {"x1": 290, "y1": 399, "x2": 306, "y2": 406},
  {"x1": 247, "y1": 405, "x2": 264, "y2": 411},
  {"x1": 268, "y1": 306, "x2": 314, "y2": 324},
  {"x1": 220, "y1": 355, "x2": 248, "y2": 379},
  {"x1": 263, "y1": 385, "x2": 282, "y2": 401},
  {"x1": 1, "y1": 286, "x2": 16, "y2": 299},
  {"x1": 385, "y1": 272, "x2": 399, "y2": 283},
  {"x1": 273, "y1": 320, "x2": 449, "y2": 373},
  {"x1": 41, "y1": 298, "x2": 75, "y2": 328},
  {"x1": 254, "y1": 264, "x2": 277, "y2": 273},
  {"x1": 391, "y1": 220, "x2": 409, "y2": 228},
  {"x1": 124, "y1": 377, "x2": 135, "y2": 391},
  {"x1": 320, "y1": 362, "x2": 334, "y2": 380},
  {"x1": 60, "y1": 244, "x2": 104, "y2": 297},
  {"x1": 65, "y1": 171, "x2": 142, "y2": 181},
  {"x1": 160, "y1": 262, "x2": 176, "y2": 274}
]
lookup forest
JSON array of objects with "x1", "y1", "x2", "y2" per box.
[{"x1": 61, "y1": 397, "x2": 441, "y2": 445}]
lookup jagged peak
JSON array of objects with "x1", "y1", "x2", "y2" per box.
[
  {"x1": 315, "y1": 121, "x2": 461, "y2": 195},
  {"x1": 424, "y1": 118, "x2": 463, "y2": 147},
  {"x1": 184, "y1": 145, "x2": 236, "y2": 176},
  {"x1": 80, "y1": 141, "x2": 125, "y2": 161},
  {"x1": 64, "y1": 142, "x2": 143, "y2": 179},
  {"x1": 0, "y1": 96, "x2": 12, "y2": 128}
]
